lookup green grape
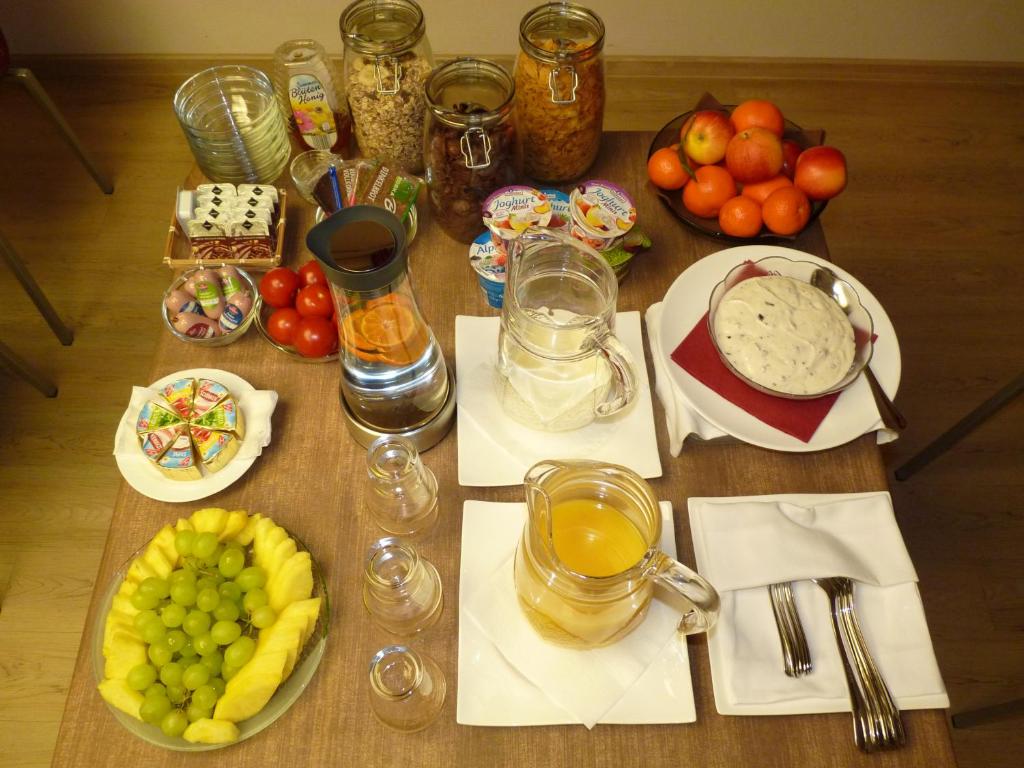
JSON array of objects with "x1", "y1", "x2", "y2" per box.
[
  {"x1": 191, "y1": 684, "x2": 218, "y2": 711},
  {"x1": 193, "y1": 632, "x2": 217, "y2": 657},
  {"x1": 165, "y1": 629, "x2": 187, "y2": 653},
  {"x1": 235, "y1": 566, "x2": 266, "y2": 592},
  {"x1": 160, "y1": 709, "x2": 189, "y2": 737},
  {"x1": 210, "y1": 620, "x2": 242, "y2": 646},
  {"x1": 126, "y1": 663, "x2": 158, "y2": 691},
  {"x1": 218, "y1": 581, "x2": 242, "y2": 602},
  {"x1": 170, "y1": 581, "x2": 198, "y2": 607},
  {"x1": 224, "y1": 636, "x2": 256, "y2": 668},
  {"x1": 212, "y1": 600, "x2": 240, "y2": 623},
  {"x1": 174, "y1": 530, "x2": 196, "y2": 557},
  {"x1": 130, "y1": 590, "x2": 160, "y2": 611},
  {"x1": 145, "y1": 682, "x2": 167, "y2": 699},
  {"x1": 141, "y1": 622, "x2": 167, "y2": 646},
  {"x1": 201, "y1": 545, "x2": 224, "y2": 569},
  {"x1": 186, "y1": 703, "x2": 213, "y2": 723},
  {"x1": 160, "y1": 603, "x2": 186, "y2": 628},
  {"x1": 147, "y1": 642, "x2": 173, "y2": 668},
  {"x1": 182, "y1": 662, "x2": 211, "y2": 690},
  {"x1": 208, "y1": 677, "x2": 226, "y2": 698},
  {"x1": 242, "y1": 588, "x2": 268, "y2": 613},
  {"x1": 178, "y1": 639, "x2": 198, "y2": 659},
  {"x1": 159, "y1": 661, "x2": 184, "y2": 688},
  {"x1": 249, "y1": 605, "x2": 277, "y2": 629},
  {"x1": 139, "y1": 694, "x2": 172, "y2": 725},
  {"x1": 165, "y1": 683, "x2": 188, "y2": 704},
  {"x1": 192, "y1": 532, "x2": 219, "y2": 560},
  {"x1": 182, "y1": 609, "x2": 212, "y2": 638},
  {"x1": 133, "y1": 609, "x2": 160, "y2": 633},
  {"x1": 138, "y1": 576, "x2": 171, "y2": 600},
  {"x1": 221, "y1": 662, "x2": 239, "y2": 681},
  {"x1": 169, "y1": 567, "x2": 196, "y2": 586},
  {"x1": 218, "y1": 547, "x2": 245, "y2": 579},
  {"x1": 196, "y1": 587, "x2": 221, "y2": 613},
  {"x1": 200, "y1": 650, "x2": 223, "y2": 677},
  {"x1": 195, "y1": 576, "x2": 220, "y2": 593}
]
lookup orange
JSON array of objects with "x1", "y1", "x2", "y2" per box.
[
  {"x1": 741, "y1": 174, "x2": 792, "y2": 205},
  {"x1": 682, "y1": 165, "x2": 737, "y2": 219},
  {"x1": 730, "y1": 99, "x2": 785, "y2": 138},
  {"x1": 360, "y1": 303, "x2": 418, "y2": 349},
  {"x1": 718, "y1": 196, "x2": 763, "y2": 238},
  {"x1": 647, "y1": 145, "x2": 690, "y2": 190},
  {"x1": 761, "y1": 187, "x2": 811, "y2": 235},
  {"x1": 725, "y1": 128, "x2": 784, "y2": 184}
]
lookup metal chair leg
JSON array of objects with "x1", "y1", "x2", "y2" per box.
[
  {"x1": 6, "y1": 67, "x2": 113, "y2": 195},
  {"x1": 0, "y1": 229, "x2": 73, "y2": 346},
  {"x1": 0, "y1": 338, "x2": 57, "y2": 397}
]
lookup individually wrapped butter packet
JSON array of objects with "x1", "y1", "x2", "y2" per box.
[
  {"x1": 188, "y1": 219, "x2": 227, "y2": 238},
  {"x1": 237, "y1": 184, "x2": 279, "y2": 204},
  {"x1": 196, "y1": 183, "x2": 237, "y2": 198},
  {"x1": 228, "y1": 220, "x2": 270, "y2": 237}
]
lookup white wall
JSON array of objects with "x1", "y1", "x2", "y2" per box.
[{"x1": 2, "y1": 0, "x2": 1023, "y2": 61}]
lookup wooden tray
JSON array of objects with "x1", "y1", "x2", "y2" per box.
[{"x1": 162, "y1": 187, "x2": 287, "y2": 270}]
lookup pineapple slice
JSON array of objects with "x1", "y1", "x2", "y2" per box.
[
  {"x1": 183, "y1": 718, "x2": 240, "y2": 745},
  {"x1": 213, "y1": 648, "x2": 288, "y2": 722},
  {"x1": 174, "y1": 517, "x2": 194, "y2": 533},
  {"x1": 142, "y1": 546, "x2": 173, "y2": 580},
  {"x1": 98, "y1": 678, "x2": 144, "y2": 720},
  {"x1": 219, "y1": 510, "x2": 249, "y2": 542},
  {"x1": 149, "y1": 524, "x2": 179, "y2": 565},
  {"x1": 102, "y1": 628, "x2": 146, "y2": 680},
  {"x1": 265, "y1": 537, "x2": 297, "y2": 583},
  {"x1": 258, "y1": 598, "x2": 322, "y2": 679},
  {"x1": 110, "y1": 593, "x2": 139, "y2": 619},
  {"x1": 190, "y1": 507, "x2": 229, "y2": 535},
  {"x1": 266, "y1": 552, "x2": 313, "y2": 613},
  {"x1": 125, "y1": 557, "x2": 157, "y2": 585},
  {"x1": 234, "y1": 513, "x2": 263, "y2": 546},
  {"x1": 252, "y1": 519, "x2": 288, "y2": 570}
]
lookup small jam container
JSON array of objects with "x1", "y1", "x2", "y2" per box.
[
  {"x1": 468, "y1": 231, "x2": 507, "y2": 308},
  {"x1": 539, "y1": 188, "x2": 571, "y2": 233},
  {"x1": 569, "y1": 180, "x2": 636, "y2": 252},
  {"x1": 481, "y1": 185, "x2": 552, "y2": 247}
]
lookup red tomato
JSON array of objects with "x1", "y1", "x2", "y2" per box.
[
  {"x1": 259, "y1": 267, "x2": 300, "y2": 309},
  {"x1": 297, "y1": 260, "x2": 327, "y2": 288},
  {"x1": 266, "y1": 307, "x2": 301, "y2": 346},
  {"x1": 295, "y1": 284, "x2": 334, "y2": 318},
  {"x1": 293, "y1": 316, "x2": 338, "y2": 358}
]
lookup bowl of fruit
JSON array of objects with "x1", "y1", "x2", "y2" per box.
[
  {"x1": 646, "y1": 93, "x2": 847, "y2": 242},
  {"x1": 254, "y1": 262, "x2": 340, "y2": 362},
  {"x1": 93, "y1": 508, "x2": 328, "y2": 749}
]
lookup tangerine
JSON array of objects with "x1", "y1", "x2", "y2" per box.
[
  {"x1": 647, "y1": 145, "x2": 690, "y2": 190},
  {"x1": 682, "y1": 165, "x2": 737, "y2": 219},
  {"x1": 761, "y1": 186, "x2": 811, "y2": 235},
  {"x1": 718, "y1": 196, "x2": 763, "y2": 238},
  {"x1": 741, "y1": 174, "x2": 792, "y2": 205},
  {"x1": 730, "y1": 99, "x2": 785, "y2": 137}
]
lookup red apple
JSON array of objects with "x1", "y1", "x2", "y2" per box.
[
  {"x1": 725, "y1": 128, "x2": 783, "y2": 184},
  {"x1": 679, "y1": 110, "x2": 735, "y2": 165},
  {"x1": 794, "y1": 145, "x2": 847, "y2": 200},
  {"x1": 780, "y1": 139, "x2": 802, "y2": 179}
]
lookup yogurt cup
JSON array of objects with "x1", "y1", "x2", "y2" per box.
[
  {"x1": 569, "y1": 180, "x2": 637, "y2": 252},
  {"x1": 539, "y1": 188, "x2": 571, "y2": 233},
  {"x1": 482, "y1": 186, "x2": 552, "y2": 247},
  {"x1": 469, "y1": 231, "x2": 507, "y2": 309}
]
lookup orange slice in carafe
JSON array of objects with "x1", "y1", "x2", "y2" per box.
[{"x1": 360, "y1": 304, "x2": 419, "y2": 350}]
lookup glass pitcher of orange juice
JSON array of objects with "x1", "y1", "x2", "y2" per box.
[{"x1": 514, "y1": 459, "x2": 719, "y2": 648}]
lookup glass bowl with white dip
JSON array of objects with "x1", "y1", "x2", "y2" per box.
[{"x1": 707, "y1": 256, "x2": 874, "y2": 399}]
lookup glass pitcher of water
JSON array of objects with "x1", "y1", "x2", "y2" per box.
[{"x1": 497, "y1": 228, "x2": 637, "y2": 431}]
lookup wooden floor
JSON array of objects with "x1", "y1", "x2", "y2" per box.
[{"x1": 0, "y1": 56, "x2": 1021, "y2": 768}]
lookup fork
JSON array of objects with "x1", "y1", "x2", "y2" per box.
[
  {"x1": 767, "y1": 582, "x2": 813, "y2": 677},
  {"x1": 813, "y1": 576, "x2": 906, "y2": 752}
]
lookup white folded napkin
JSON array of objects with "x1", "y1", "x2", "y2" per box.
[
  {"x1": 455, "y1": 312, "x2": 662, "y2": 487},
  {"x1": 644, "y1": 302, "x2": 897, "y2": 455},
  {"x1": 688, "y1": 492, "x2": 949, "y2": 714},
  {"x1": 458, "y1": 500, "x2": 696, "y2": 728}
]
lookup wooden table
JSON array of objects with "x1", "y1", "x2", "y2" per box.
[{"x1": 52, "y1": 132, "x2": 958, "y2": 768}]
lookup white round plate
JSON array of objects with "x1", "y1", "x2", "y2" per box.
[
  {"x1": 656, "y1": 245, "x2": 901, "y2": 452},
  {"x1": 114, "y1": 368, "x2": 262, "y2": 503}
]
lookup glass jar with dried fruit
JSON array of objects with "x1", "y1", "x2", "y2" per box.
[
  {"x1": 424, "y1": 58, "x2": 521, "y2": 244},
  {"x1": 515, "y1": 3, "x2": 605, "y2": 183},
  {"x1": 339, "y1": 0, "x2": 434, "y2": 173}
]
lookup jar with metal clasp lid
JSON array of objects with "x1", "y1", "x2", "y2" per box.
[
  {"x1": 339, "y1": 0, "x2": 434, "y2": 173},
  {"x1": 514, "y1": 2, "x2": 605, "y2": 183},
  {"x1": 424, "y1": 58, "x2": 521, "y2": 244}
]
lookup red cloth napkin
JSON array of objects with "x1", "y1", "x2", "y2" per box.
[{"x1": 669, "y1": 262, "x2": 841, "y2": 443}]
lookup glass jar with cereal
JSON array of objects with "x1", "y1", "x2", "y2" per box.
[
  {"x1": 515, "y1": 3, "x2": 605, "y2": 183},
  {"x1": 339, "y1": 0, "x2": 434, "y2": 173}
]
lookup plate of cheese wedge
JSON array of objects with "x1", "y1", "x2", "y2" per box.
[{"x1": 113, "y1": 368, "x2": 278, "y2": 503}]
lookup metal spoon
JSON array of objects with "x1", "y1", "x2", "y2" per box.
[{"x1": 810, "y1": 267, "x2": 907, "y2": 430}]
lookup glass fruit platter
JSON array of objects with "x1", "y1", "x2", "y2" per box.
[{"x1": 91, "y1": 511, "x2": 329, "y2": 751}]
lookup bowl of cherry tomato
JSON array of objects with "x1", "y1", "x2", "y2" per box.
[{"x1": 254, "y1": 262, "x2": 340, "y2": 362}]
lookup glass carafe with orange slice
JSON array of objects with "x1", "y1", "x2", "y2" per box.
[{"x1": 306, "y1": 205, "x2": 453, "y2": 448}]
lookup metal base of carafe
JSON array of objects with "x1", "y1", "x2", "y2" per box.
[{"x1": 338, "y1": 365, "x2": 456, "y2": 452}]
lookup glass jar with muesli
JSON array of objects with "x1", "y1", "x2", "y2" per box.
[
  {"x1": 515, "y1": 3, "x2": 605, "y2": 183},
  {"x1": 339, "y1": 0, "x2": 434, "y2": 173},
  {"x1": 424, "y1": 58, "x2": 521, "y2": 244}
]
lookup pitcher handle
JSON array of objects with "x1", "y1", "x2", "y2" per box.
[
  {"x1": 591, "y1": 327, "x2": 639, "y2": 417},
  {"x1": 647, "y1": 552, "x2": 720, "y2": 635}
]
